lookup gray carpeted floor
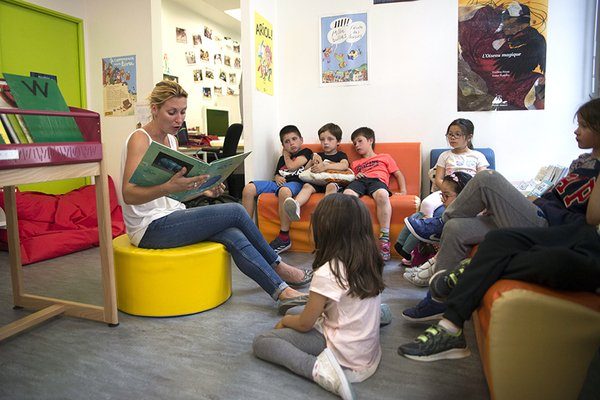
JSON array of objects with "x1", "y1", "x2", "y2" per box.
[{"x1": 0, "y1": 249, "x2": 489, "y2": 400}]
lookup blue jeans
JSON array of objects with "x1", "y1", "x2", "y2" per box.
[{"x1": 138, "y1": 203, "x2": 288, "y2": 300}]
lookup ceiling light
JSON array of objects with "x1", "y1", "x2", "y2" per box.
[{"x1": 225, "y1": 8, "x2": 241, "y2": 21}]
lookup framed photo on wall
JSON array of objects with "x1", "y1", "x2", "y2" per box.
[{"x1": 320, "y1": 12, "x2": 369, "y2": 86}]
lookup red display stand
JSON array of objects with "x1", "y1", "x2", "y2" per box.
[{"x1": 0, "y1": 107, "x2": 118, "y2": 341}]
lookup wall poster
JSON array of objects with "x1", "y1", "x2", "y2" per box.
[
  {"x1": 255, "y1": 12, "x2": 274, "y2": 95},
  {"x1": 458, "y1": 0, "x2": 547, "y2": 111},
  {"x1": 320, "y1": 12, "x2": 368, "y2": 85},
  {"x1": 102, "y1": 55, "x2": 137, "y2": 117}
]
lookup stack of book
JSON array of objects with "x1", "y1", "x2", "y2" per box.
[
  {"x1": 0, "y1": 73, "x2": 84, "y2": 144},
  {"x1": 514, "y1": 165, "x2": 569, "y2": 197}
]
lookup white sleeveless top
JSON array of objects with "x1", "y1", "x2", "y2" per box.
[{"x1": 120, "y1": 129, "x2": 185, "y2": 246}]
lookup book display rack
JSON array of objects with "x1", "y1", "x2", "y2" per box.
[{"x1": 0, "y1": 107, "x2": 118, "y2": 341}]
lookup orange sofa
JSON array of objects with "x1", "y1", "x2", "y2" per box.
[
  {"x1": 256, "y1": 142, "x2": 421, "y2": 254},
  {"x1": 473, "y1": 280, "x2": 600, "y2": 400}
]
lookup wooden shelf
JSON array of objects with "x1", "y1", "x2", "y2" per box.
[{"x1": 0, "y1": 107, "x2": 118, "y2": 341}]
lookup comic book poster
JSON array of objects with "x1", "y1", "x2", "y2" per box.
[
  {"x1": 458, "y1": 0, "x2": 547, "y2": 111},
  {"x1": 255, "y1": 12, "x2": 274, "y2": 95},
  {"x1": 102, "y1": 55, "x2": 137, "y2": 117},
  {"x1": 320, "y1": 12, "x2": 368, "y2": 86}
]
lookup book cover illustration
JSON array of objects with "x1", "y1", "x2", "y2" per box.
[
  {"x1": 2, "y1": 73, "x2": 83, "y2": 142},
  {"x1": 130, "y1": 140, "x2": 250, "y2": 202}
]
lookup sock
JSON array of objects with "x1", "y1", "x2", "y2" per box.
[
  {"x1": 438, "y1": 318, "x2": 461, "y2": 335},
  {"x1": 278, "y1": 230, "x2": 290, "y2": 241},
  {"x1": 379, "y1": 228, "x2": 389, "y2": 242}
]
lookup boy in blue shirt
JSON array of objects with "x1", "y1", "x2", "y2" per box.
[{"x1": 242, "y1": 125, "x2": 313, "y2": 254}]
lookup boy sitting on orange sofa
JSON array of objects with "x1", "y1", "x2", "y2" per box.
[{"x1": 343, "y1": 127, "x2": 407, "y2": 261}]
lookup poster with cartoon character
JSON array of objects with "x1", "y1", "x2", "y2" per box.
[
  {"x1": 458, "y1": 0, "x2": 547, "y2": 111},
  {"x1": 320, "y1": 12, "x2": 368, "y2": 85},
  {"x1": 255, "y1": 12, "x2": 274, "y2": 95}
]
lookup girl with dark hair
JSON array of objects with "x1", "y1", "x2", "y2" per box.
[
  {"x1": 421, "y1": 118, "x2": 489, "y2": 217},
  {"x1": 253, "y1": 194, "x2": 385, "y2": 400},
  {"x1": 395, "y1": 119, "x2": 488, "y2": 269}
]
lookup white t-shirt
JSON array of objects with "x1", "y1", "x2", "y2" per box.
[
  {"x1": 435, "y1": 149, "x2": 489, "y2": 176},
  {"x1": 310, "y1": 260, "x2": 381, "y2": 383},
  {"x1": 120, "y1": 129, "x2": 185, "y2": 246}
]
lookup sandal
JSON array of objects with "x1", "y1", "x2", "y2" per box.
[
  {"x1": 277, "y1": 295, "x2": 309, "y2": 315},
  {"x1": 285, "y1": 269, "x2": 313, "y2": 288}
]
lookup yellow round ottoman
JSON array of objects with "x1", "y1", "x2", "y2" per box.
[{"x1": 113, "y1": 234, "x2": 232, "y2": 317}]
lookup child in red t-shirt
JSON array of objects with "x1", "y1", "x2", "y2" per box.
[{"x1": 343, "y1": 127, "x2": 407, "y2": 261}]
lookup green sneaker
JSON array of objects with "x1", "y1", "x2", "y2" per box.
[
  {"x1": 429, "y1": 258, "x2": 470, "y2": 302},
  {"x1": 397, "y1": 324, "x2": 470, "y2": 362}
]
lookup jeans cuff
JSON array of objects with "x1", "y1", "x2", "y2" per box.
[
  {"x1": 272, "y1": 281, "x2": 289, "y2": 301},
  {"x1": 272, "y1": 255, "x2": 282, "y2": 267}
]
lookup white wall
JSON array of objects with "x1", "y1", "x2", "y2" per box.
[
  {"x1": 161, "y1": 0, "x2": 241, "y2": 131},
  {"x1": 241, "y1": 0, "x2": 280, "y2": 181},
  {"x1": 276, "y1": 0, "x2": 596, "y2": 195}
]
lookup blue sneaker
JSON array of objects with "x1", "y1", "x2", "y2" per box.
[
  {"x1": 404, "y1": 216, "x2": 444, "y2": 244},
  {"x1": 402, "y1": 292, "x2": 446, "y2": 322}
]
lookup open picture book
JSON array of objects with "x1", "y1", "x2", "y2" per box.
[
  {"x1": 514, "y1": 164, "x2": 569, "y2": 197},
  {"x1": 130, "y1": 140, "x2": 250, "y2": 202}
]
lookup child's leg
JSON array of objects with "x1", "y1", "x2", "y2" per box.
[
  {"x1": 343, "y1": 188, "x2": 359, "y2": 197},
  {"x1": 372, "y1": 189, "x2": 392, "y2": 231},
  {"x1": 253, "y1": 328, "x2": 326, "y2": 380},
  {"x1": 324, "y1": 183, "x2": 339, "y2": 196},
  {"x1": 241, "y1": 182, "x2": 258, "y2": 216},
  {"x1": 278, "y1": 186, "x2": 294, "y2": 232},
  {"x1": 295, "y1": 183, "x2": 317, "y2": 207}
]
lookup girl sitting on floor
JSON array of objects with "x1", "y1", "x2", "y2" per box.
[{"x1": 253, "y1": 194, "x2": 385, "y2": 400}]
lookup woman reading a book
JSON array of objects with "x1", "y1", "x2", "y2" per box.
[{"x1": 120, "y1": 80, "x2": 311, "y2": 313}]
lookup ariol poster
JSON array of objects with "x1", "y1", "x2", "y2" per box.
[
  {"x1": 102, "y1": 55, "x2": 137, "y2": 116},
  {"x1": 255, "y1": 12, "x2": 274, "y2": 95},
  {"x1": 458, "y1": 1, "x2": 547, "y2": 111},
  {"x1": 320, "y1": 12, "x2": 368, "y2": 85}
]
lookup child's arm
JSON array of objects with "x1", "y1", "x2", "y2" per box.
[
  {"x1": 311, "y1": 159, "x2": 349, "y2": 173},
  {"x1": 434, "y1": 166, "x2": 445, "y2": 190},
  {"x1": 586, "y1": 171, "x2": 600, "y2": 225},
  {"x1": 283, "y1": 149, "x2": 309, "y2": 171},
  {"x1": 303, "y1": 153, "x2": 322, "y2": 170},
  {"x1": 394, "y1": 170, "x2": 407, "y2": 195},
  {"x1": 275, "y1": 291, "x2": 327, "y2": 332}
]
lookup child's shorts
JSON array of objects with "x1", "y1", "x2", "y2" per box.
[
  {"x1": 305, "y1": 181, "x2": 342, "y2": 194},
  {"x1": 252, "y1": 180, "x2": 304, "y2": 196},
  {"x1": 345, "y1": 178, "x2": 391, "y2": 197}
]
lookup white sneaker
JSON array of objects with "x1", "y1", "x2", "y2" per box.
[
  {"x1": 403, "y1": 259, "x2": 436, "y2": 287},
  {"x1": 312, "y1": 348, "x2": 356, "y2": 400},
  {"x1": 283, "y1": 197, "x2": 301, "y2": 221}
]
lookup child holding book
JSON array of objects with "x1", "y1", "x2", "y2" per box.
[
  {"x1": 253, "y1": 194, "x2": 385, "y2": 400},
  {"x1": 283, "y1": 123, "x2": 349, "y2": 221},
  {"x1": 343, "y1": 127, "x2": 407, "y2": 261}
]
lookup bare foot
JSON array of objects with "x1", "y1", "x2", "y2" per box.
[
  {"x1": 279, "y1": 287, "x2": 306, "y2": 300},
  {"x1": 274, "y1": 261, "x2": 305, "y2": 282}
]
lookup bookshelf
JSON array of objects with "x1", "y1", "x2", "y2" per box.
[{"x1": 0, "y1": 107, "x2": 118, "y2": 341}]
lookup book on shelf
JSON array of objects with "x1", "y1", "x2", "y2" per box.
[
  {"x1": 0, "y1": 117, "x2": 10, "y2": 144},
  {"x1": 130, "y1": 141, "x2": 250, "y2": 202},
  {"x1": 0, "y1": 113, "x2": 19, "y2": 143},
  {"x1": 0, "y1": 78, "x2": 35, "y2": 143},
  {"x1": 2, "y1": 73, "x2": 84, "y2": 142},
  {"x1": 514, "y1": 165, "x2": 569, "y2": 197}
]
